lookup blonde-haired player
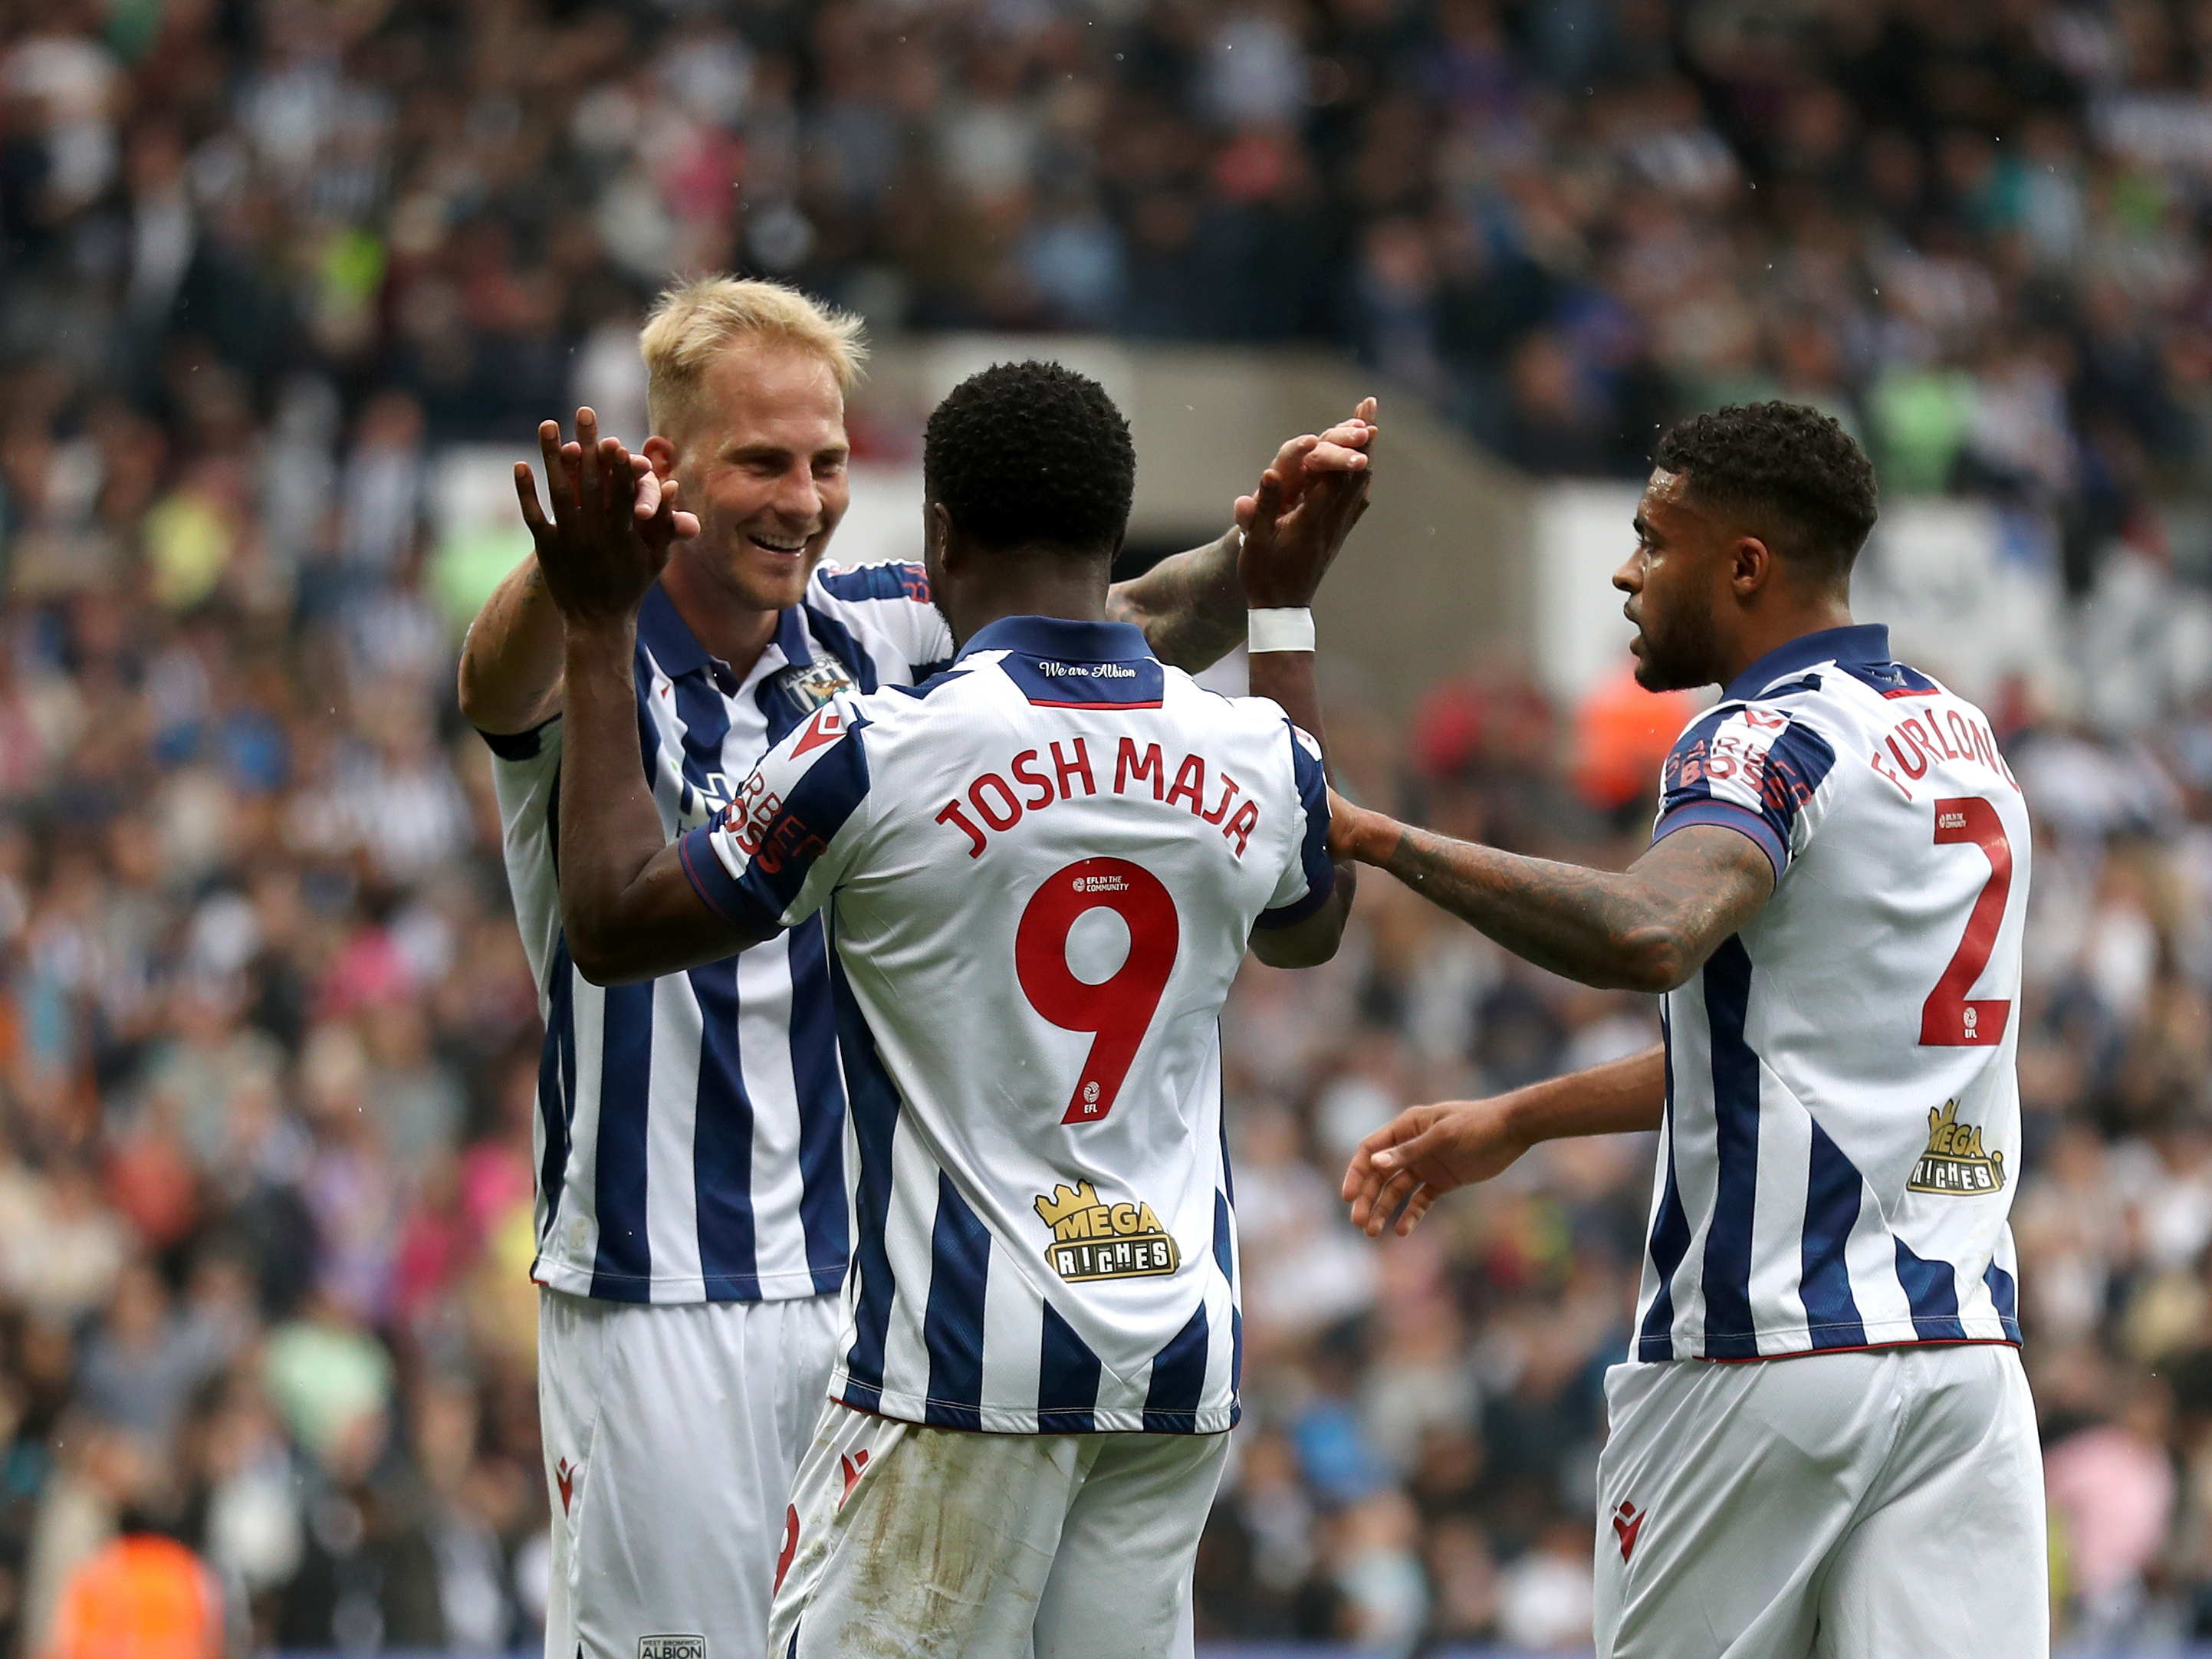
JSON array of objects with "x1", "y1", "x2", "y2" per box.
[{"x1": 459, "y1": 275, "x2": 1376, "y2": 1659}]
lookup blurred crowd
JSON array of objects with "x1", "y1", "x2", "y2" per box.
[
  {"x1": 7, "y1": 0, "x2": 2212, "y2": 1654},
  {"x1": 12, "y1": 0, "x2": 2212, "y2": 567}
]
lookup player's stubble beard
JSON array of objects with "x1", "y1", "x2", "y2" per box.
[{"x1": 1630, "y1": 593, "x2": 1724, "y2": 693}]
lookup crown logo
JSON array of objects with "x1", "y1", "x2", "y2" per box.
[
  {"x1": 1033, "y1": 1181, "x2": 1180, "y2": 1283},
  {"x1": 1908, "y1": 1099, "x2": 2005, "y2": 1195}
]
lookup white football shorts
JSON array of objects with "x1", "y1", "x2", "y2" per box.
[
  {"x1": 1594, "y1": 1342, "x2": 2047, "y2": 1659},
  {"x1": 538, "y1": 1288, "x2": 843, "y2": 1659},
  {"x1": 767, "y1": 1402, "x2": 1227, "y2": 1659}
]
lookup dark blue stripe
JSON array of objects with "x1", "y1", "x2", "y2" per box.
[
  {"x1": 1895, "y1": 1240, "x2": 1968, "y2": 1342},
  {"x1": 922, "y1": 1174, "x2": 990, "y2": 1429},
  {"x1": 733, "y1": 725, "x2": 873, "y2": 918},
  {"x1": 669, "y1": 667, "x2": 734, "y2": 820},
  {"x1": 1800, "y1": 1121, "x2": 1868, "y2": 1349},
  {"x1": 1143, "y1": 1303, "x2": 1210, "y2": 1432},
  {"x1": 756, "y1": 611, "x2": 817, "y2": 747},
  {"x1": 1638, "y1": 1010, "x2": 1691, "y2": 1361},
  {"x1": 1214, "y1": 1191, "x2": 1243, "y2": 1397},
  {"x1": 816, "y1": 561, "x2": 929, "y2": 605},
  {"x1": 787, "y1": 915, "x2": 850, "y2": 1294},
  {"x1": 688, "y1": 957, "x2": 758, "y2": 1300},
  {"x1": 1984, "y1": 1261, "x2": 2021, "y2": 1342},
  {"x1": 589, "y1": 981, "x2": 655, "y2": 1300},
  {"x1": 802, "y1": 604, "x2": 879, "y2": 694},
  {"x1": 832, "y1": 948, "x2": 898, "y2": 1411},
  {"x1": 1699, "y1": 938, "x2": 1760, "y2": 1358},
  {"x1": 633, "y1": 658, "x2": 663, "y2": 787},
  {"x1": 1255, "y1": 721, "x2": 1336, "y2": 929},
  {"x1": 1037, "y1": 1301, "x2": 1101, "y2": 1434},
  {"x1": 534, "y1": 936, "x2": 577, "y2": 1250}
]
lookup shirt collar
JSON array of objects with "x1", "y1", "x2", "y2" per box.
[
  {"x1": 636, "y1": 583, "x2": 710, "y2": 678},
  {"x1": 1724, "y1": 623, "x2": 1891, "y2": 701},
  {"x1": 955, "y1": 615, "x2": 1156, "y2": 664},
  {"x1": 636, "y1": 582, "x2": 811, "y2": 688}
]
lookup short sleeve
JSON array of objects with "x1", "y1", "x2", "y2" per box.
[
  {"x1": 1254, "y1": 721, "x2": 1336, "y2": 929},
  {"x1": 810, "y1": 561, "x2": 957, "y2": 679},
  {"x1": 1651, "y1": 703, "x2": 1838, "y2": 879},
  {"x1": 678, "y1": 699, "x2": 874, "y2": 935}
]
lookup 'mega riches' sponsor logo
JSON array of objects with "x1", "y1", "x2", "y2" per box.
[
  {"x1": 1908, "y1": 1100, "x2": 2005, "y2": 1195},
  {"x1": 1034, "y1": 1181, "x2": 1180, "y2": 1283}
]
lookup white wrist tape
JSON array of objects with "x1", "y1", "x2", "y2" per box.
[{"x1": 1247, "y1": 608, "x2": 1316, "y2": 653}]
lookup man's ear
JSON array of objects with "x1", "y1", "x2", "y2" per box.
[
  {"x1": 642, "y1": 435, "x2": 678, "y2": 481},
  {"x1": 926, "y1": 501, "x2": 958, "y2": 571},
  {"x1": 1728, "y1": 534, "x2": 1776, "y2": 597}
]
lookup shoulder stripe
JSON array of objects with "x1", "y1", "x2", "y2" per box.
[{"x1": 816, "y1": 561, "x2": 931, "y2": 606}]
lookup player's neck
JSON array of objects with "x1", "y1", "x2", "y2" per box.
[
  {"x1": 659, "y1": 557, "x2": 784, "y2": 682},
  {"x1": 1720, "y1": 596, "x2": 1858, "y2": 688},
  {"x1": 944, "y1": 563, "x2": 1111, "y2": 652}
]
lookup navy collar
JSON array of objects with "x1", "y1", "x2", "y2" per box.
[
  {"x1": 636, "y1": 583, "x2": 710, "y2": 678},
  {"x1": 636, "y1": 582, "x2": 811, "y2": 685},
  {"x1": 1724, "y1": 623, "x2": 1891, "y2": 701},
  {"x1": 955, "y1": 615, "x2": 1155, "y2": 664}
]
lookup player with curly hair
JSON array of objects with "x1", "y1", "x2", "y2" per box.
[{"x1": 1334, "y1": 402, "x2": 2048, "y2": 1658}]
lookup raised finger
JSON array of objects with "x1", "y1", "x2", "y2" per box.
[
  {"x1": 513, "y1": 462, "x2": 551, "y2": 539},
  {"x1": 536, "y1": 422, "x2": 573, "y2": 519}
]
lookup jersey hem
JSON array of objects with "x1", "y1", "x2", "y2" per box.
[
  {"x1": 830, "y1": 1370, "x2": 1237, "y2": 1435},
  {"x1": 530, "y1": 1255, "x2": 846, "y2": 1304},
  {"x1": 1635, "y1": 1319, "x2": 2019, "y2": 1363}
]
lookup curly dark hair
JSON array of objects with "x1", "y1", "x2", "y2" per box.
[
  {"x1": 923, "y1": 360, "x2": 1135, "y2": 554},
  {"x1": 1654, "y1": 402, "x2": 1879, "y2": 582}
]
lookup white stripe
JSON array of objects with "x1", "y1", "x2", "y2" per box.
[
  {"x1": 876, "y1": 1112, "x2": 942, "y2": 1409},
  {"x1": 563, "y1": 974, "x2": 608, "y2": 1274},
  {"x1": 1746, "y1": 1064, "x2": 1812, "y2": 1356},
  {"x1": 643, "y1": 974, "x2": 705, "y2": 1299},
  {"x1": 738, "y1": 936, "x2": 810, "y2": 1286},
  {"x1": 981, "y1": 1235, "x2": 1043, "y2": 1433}
]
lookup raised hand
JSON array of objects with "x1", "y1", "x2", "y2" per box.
[
  {"x1": 513, "y1": 406, "x2": 698, "y2": 630},
  {"x1": 1235, "y1": 397, "x2": 1376, "y2": 608},
  {"x1": 1341, "y1": 1096, "x2": 1529, "y2": 1238}
]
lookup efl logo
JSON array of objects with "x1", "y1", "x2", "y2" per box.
[{"x1": 639, "y1": 1637, "x2": 705, "y2": 1659}]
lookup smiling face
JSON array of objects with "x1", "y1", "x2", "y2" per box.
[
  {"x1": 1614, "y1": 468, "x2": 1730, "y2": 692},
  {"x1": 660, "y1": 340, "x2": 851, "y2": 614}
]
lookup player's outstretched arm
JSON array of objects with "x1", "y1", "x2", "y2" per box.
[
  {"x1": 461, "y1": 408, "x2": 648, "y2": 734},
  {"x1": 1330, "y1": 801, "x2": 1773, "y2": 993},
  {"x1": 1343, "y1": 1046, "x2": 1666, "y2": 1237},
  {"x1": 515, "y1": 425, "x2": 771, "y2": 984},
  {"x1": 1242, "y1": 459, "x2": 1361, "y2": 967},
  {"x1": 1106, "y1": 399, "x2": 1376, "y2": 672}
]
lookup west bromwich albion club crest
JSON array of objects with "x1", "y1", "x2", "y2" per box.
[
  {"x1": 766, "y1": 657, "x2": 856, "y2": 722},
  {"x1": 1034, "y1": 1181, "x2": 1181, "y2": 1283},
  {"x1": 1908, "y1": 1099, "x2": 2005, "y2": 1195}
]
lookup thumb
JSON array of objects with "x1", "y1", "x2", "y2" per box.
[{"x1": 1373, "y1": 1117, "x2": 1452, "y2": 1172}]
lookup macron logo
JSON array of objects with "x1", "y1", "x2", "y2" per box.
[
  {"x1": 792, "y1": 706, "x2": 845, "y2": 758},
  {"x1": 1612, "y1": 1501, "x2": 1645, "y2": 1562}
]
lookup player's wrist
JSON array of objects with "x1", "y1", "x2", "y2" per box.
[{"x1": 1247, "y1": 606, "x2": 1315, "y2": 653}]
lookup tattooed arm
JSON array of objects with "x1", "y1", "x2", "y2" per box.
[{"x1": 1330, "y1": 802, "x2": 1774, "y2": 993}]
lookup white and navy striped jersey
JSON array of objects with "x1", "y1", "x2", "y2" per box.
[
  {"x1": 1635, "y1": 624, "x2": 2030, "y2": 1362},
  {"x1": 486, "y1": 561, "x2": 955, "y2": 1304},
  {"x1": 679, "y1": 616, "x2": 1334, "y2": 1434}
]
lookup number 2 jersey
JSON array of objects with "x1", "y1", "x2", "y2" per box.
[
  {"x1": 1637, "y1": 623, "x2": 2030, "y2": 1362},
  {"x1": 678, "y1": 616, "x2": 1333, "y2": 1434}
]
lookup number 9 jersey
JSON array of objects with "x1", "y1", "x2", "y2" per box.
[
  {"x1": 676, "y1": 615, "x2": 1335, "y2": 1434},
  {"x1": 1635, "y1": 624, "x2": 2032, "y2": 1364}
]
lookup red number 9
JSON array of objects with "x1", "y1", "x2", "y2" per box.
[{"x1": 1015, "y1": 858, "x2": 1180, "y2": 1125}]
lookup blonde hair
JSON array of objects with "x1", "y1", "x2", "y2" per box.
[{"x1": 639, "y1": 276, "x2": 868, "y2": 440}]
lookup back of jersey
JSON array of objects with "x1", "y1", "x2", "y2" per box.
[
  {"x1": 684, "y1": 616, "x2": 1333, "y2": 1434},
  {"x1": 1636, "y1": 624, "x2": 2032, "y2": 1362}
]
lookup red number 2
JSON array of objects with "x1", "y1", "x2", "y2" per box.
[
  {"x1": 1921, "y1": 797, "x2": 2013, "y2": 1047},
  {"x1": 1015, "y1": 859, "x2": 1180, "y2": 1124}
]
